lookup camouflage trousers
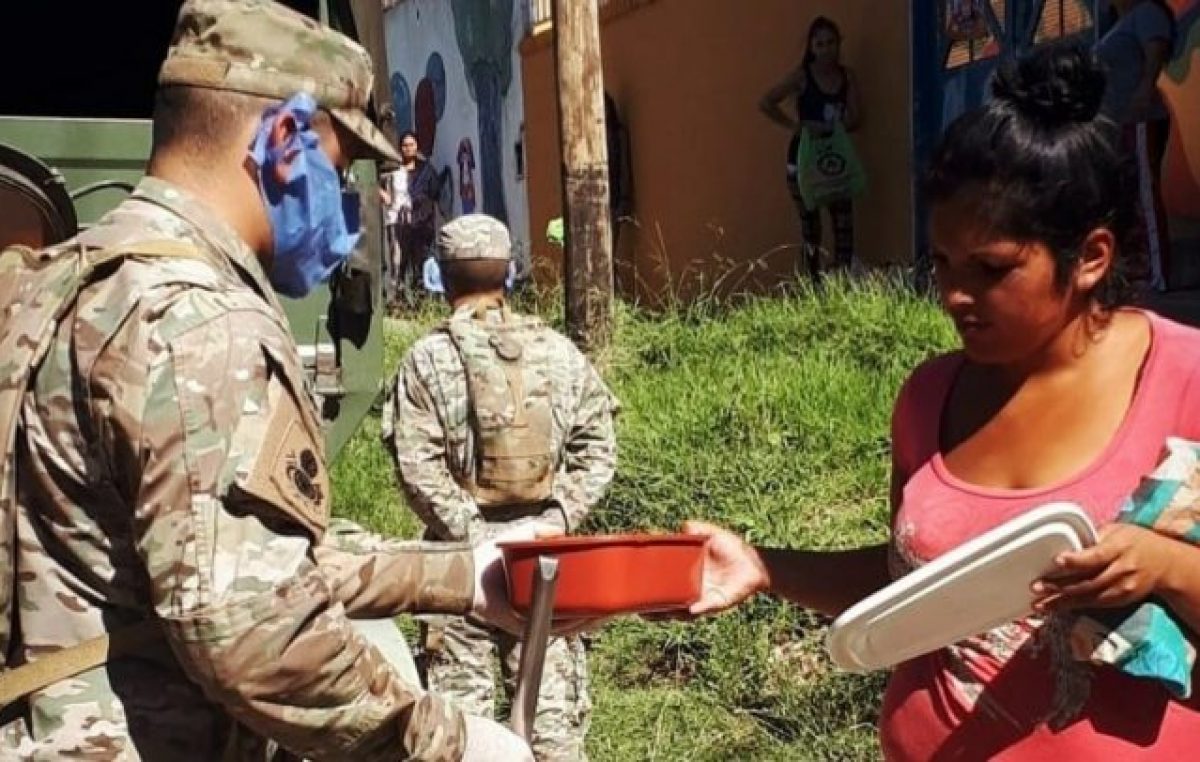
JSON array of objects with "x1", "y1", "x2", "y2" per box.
[
  {"x1": 416, "y1": 509, "x2": 590, "y2": 761},
  {"x1": 420, "y1": 613, "x2": 591, "y2": 762}
]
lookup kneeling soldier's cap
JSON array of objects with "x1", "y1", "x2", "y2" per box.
[{"x1": 437, "y1": 215, "x2": 513, "y2": 262}]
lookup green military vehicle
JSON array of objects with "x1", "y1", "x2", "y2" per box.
[{"x1": 0, "y1": 0, "x2": 395, "y2": 458}]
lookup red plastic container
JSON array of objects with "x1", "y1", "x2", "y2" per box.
[{"x1": 499, "y1": 534, "x2": 707, "y2": 617}]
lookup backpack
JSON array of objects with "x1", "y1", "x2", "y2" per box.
[
  {"x1": 0, "y1": 239, "x2": 203, "y2": 704},
  {"x1": 443, "y1": 300, "x2": 555, "y2": 508}
]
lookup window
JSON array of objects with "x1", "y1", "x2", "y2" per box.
[
  {"x1": 1033, "y1": 0, "x2": 1094, "y2": 44},
  {"x1": 943, "y1": 0, "x2": 1001, "y2": 70},
  {"x1": 530, "y1": 0, "x2": 554, "y2": 28},
  {"x1": 946, "y1": 0, "x2": 990, "y2": 41},
  {"x1": 527, "y1": 0, "x2": 617, "y2": 32},
  {"x1": 990, "y1": 0, "x2": 1008, "y2": 32},
  {"x1": 945, "y1": 35, "x2": 1001, "y2": 68}
]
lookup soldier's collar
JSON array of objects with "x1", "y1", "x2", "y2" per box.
[
  {"x1": 130, "y1": 177, "x2": 286, "y2": 315},
  {"x1": 452, "y1": 299, "x2": 510, "y2": 324}
]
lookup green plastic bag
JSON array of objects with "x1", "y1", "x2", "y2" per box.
[
  {"x1": 795, "y1": 124, "x2": 866, "y2": 209},
  {"x1": 546, "y1": 217, "x2": 565, "y2": 247}
]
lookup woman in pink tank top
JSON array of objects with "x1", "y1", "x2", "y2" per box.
[{"x1": 681, "y1": 44, "x2": 1200, "y2": 759}]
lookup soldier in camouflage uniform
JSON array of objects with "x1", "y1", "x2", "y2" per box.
[
  {"x1": 0, "y1": 1, "x2": 540, "y2": 759},
  {"x1": 383, "y1": 215, "x2": 619, "y2": 761}
]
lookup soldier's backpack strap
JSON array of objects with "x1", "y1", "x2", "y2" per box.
[
  {"x1": 87, "y1": 238, "x2": 210, "y2": 270},
  {"x1": 0, "y1": 620, "x2": 161, "y2": 710},
  {"x1": 467, "y1": 295, "x2": 512, "y2": 323},
  {"x1": 0, "y1": 238, "x2": 207, "y2": 706},
  {"x1": 441, "y1": 298, "x2": 556, "y2": 508}
]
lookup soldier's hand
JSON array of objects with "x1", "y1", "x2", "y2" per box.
[
  {"x1": 470, "y1": 521, "x2": 563, "y2": 635},
  {"x1": 462, "y1": 715, "x2": 534, "y2": 762}
]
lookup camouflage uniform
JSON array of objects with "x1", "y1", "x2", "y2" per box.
[
  {"x1": 0, "y1": 1, "x2": 480, "y2": 759},
  {"x1": 383, "y1": 216, "x2": 619, "y2": 762}
]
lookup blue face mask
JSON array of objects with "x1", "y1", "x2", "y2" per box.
[
  {"x1": 249, "y1": 92, "x2": 361, "y2": 299},
  {"x1": 423, "y1": 257, "x2": 516, "y2": 295}
]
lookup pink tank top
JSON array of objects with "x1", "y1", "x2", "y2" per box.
[{"x1": 879, "y1": 309, "x2": 1200, "y2": 760}]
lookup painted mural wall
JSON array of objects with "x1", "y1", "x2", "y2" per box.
[
  {"x1": 382, "y1": 0, "x2": 531, "y2": 269},
  {"x1": 1163, "y1": 0, "x2": 1200, "y2": 222}
]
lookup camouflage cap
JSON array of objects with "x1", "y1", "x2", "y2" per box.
[
  {"x1": 437, "y1": 215, "x2": 512, "y2": 262},
  {"x1": 158, "y1": 0, "x2": 400, "y2": 163}
]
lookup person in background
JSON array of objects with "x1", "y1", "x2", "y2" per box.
[
  {"x1": 385, "y1": 214, "x2": 619, "y2": 761},
  {"x1": 1096, "y1": 0, "x2": 1178, "y2": 292},
  {"x1": 384, "y1": 129, "x2": 439, "y2": 303},
  {"x1": 760, "y1": 15, "x2": 863, "y2": 280},
  {"x1": 686, "y1": 45, "x2": 1200, "y2": 760}
]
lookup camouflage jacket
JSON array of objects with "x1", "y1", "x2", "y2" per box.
[
  {"x1": 1, "y1": 178, "x2": 473, "y2": 761},
  {"x1": 383, "y1": 304, "x2": 619, "y2": 541}
]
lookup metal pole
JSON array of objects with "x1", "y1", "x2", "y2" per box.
[{"x1": 510, "y1": 556, "x2": 560, "y2": 741}]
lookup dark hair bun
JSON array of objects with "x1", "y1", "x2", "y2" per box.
[{"x1": 991, "y1": 44, "x2": 1107, "y2": 126}]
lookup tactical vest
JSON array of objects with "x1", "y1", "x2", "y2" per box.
[
  {"x1": 0, "y1": 239, "x2": 206, "y2": 704},
  {"x1": 443, "y1": 300, "x2": 556, "y2": 508}
]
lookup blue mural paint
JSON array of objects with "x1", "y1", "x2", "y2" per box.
[
  {"x1": 390, "y1": 72, "x2": 413, "y2": 134},
  {"x1": 437, "y1": 166, "x2": 455, "y2": 220},
  {"x1": 451, "y1": 0, "x2": 513, "y2": 224},
  {"x1": 427, "y1": 52, "x2": 448, "y2": 121},
  {"x1": 470, "y1": 62, "x2": 508, "y2": 223}
]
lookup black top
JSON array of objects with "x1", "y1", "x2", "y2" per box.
[{"x1": 796, "y1": 63, "x2": 849, "y2": 126}]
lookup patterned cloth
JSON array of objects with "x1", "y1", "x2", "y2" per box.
[{"x1": 1067, "y1": 436, "x2": 1200, "y2": 699}]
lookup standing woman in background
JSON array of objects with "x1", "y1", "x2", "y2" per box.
[
  {"x1": 761, "y1": 16, "x2": 863, "y2": 280},
  {"x1": 1096, "y1": 0, "x2": 1178, "y2": 292},
  {"x1": 385, "y1": 130, "x2": 439, "y2": 303}
]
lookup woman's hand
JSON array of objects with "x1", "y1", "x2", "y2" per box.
[
  {"x1": 1032, "y1": 524, "x2": 1183, "y2": 612},
  {"x1": 682, "y1": 520, "x2": 770, "y2": 616},
  {"x1": 760, "y1": 66, "x2": 806, "y2": 131}
]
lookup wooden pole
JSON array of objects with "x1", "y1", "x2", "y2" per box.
[{"x1": 552, "y1": 0, "x2": 613, "y2": 352}]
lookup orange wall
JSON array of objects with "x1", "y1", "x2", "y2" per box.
[{"x1": 520, "y1": 0, "x2": 913, "y2": 302}]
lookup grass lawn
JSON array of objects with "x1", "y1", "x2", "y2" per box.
[{"x1": 331, "y1": 276, "x2": 957, "y2": 760}]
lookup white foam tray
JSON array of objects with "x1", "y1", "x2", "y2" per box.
[{"x1": 827, "y1": 502, "x2": 1098, "y2": 672}]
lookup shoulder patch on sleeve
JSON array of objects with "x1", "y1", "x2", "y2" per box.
[
  {"x1": 238, "y1": 379, "x2": 330, "y2": 540},
  {"x1": 165, "y1": 306, "x2": 330, "y2": 541}
]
